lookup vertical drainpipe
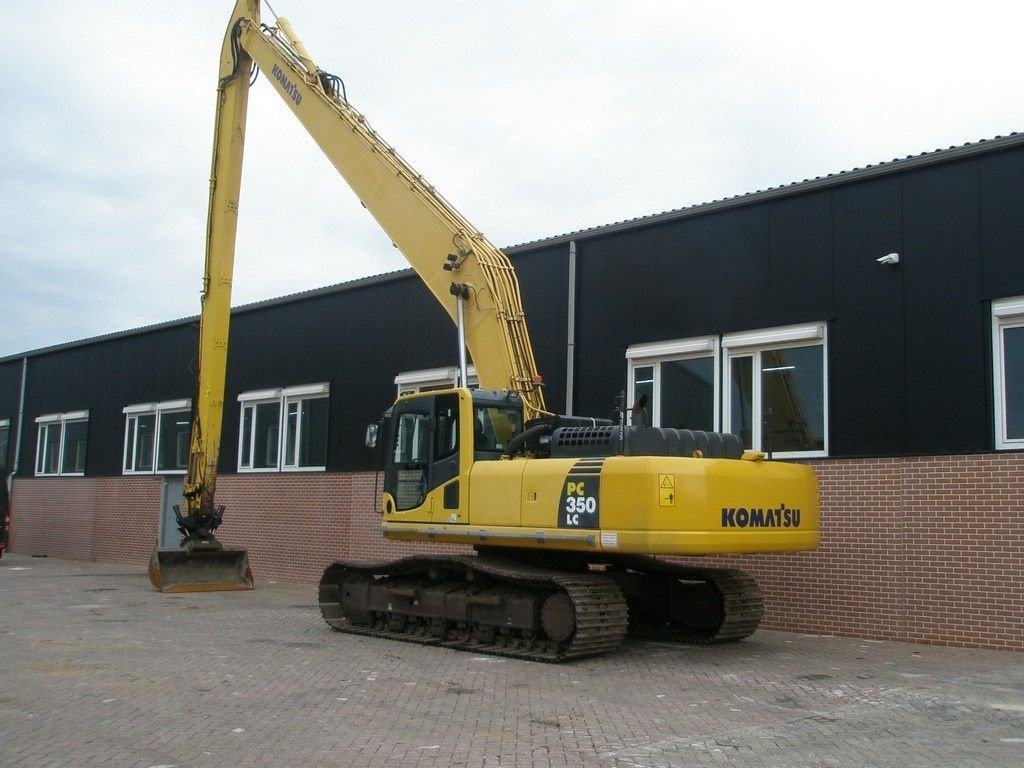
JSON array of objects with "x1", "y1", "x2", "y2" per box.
[
  {"x1": 565, "y1": 241, "x2": 577, "y2": 416},
  {"x1": 9, "y1": 356, "x2": 28, "y2": 491}
]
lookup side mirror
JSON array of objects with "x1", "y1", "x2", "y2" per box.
[{"x1": 364, "y1": 423, "x2": 379, "y2": 449}]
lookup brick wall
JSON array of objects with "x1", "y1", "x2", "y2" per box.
[
  {"x1": 8, "y1": 453, "x2": 1022, "y2": 651},
  {"x1": 9, "y1": 476, "x2": 163, "y2": 565},
  {"x1": 210, "y1": 474, "x2": 468, "y2": 584},
  {"x1": 696, "y1": 454, "x2": 1024, "y2": 651}
]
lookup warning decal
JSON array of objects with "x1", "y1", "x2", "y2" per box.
[{"x1": 659, "y1": 474, "x2": 675, "y2": 507}]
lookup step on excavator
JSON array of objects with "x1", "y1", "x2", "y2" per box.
[{"x1": 155, "y1": 0, "x2": 821, "y2": 655}]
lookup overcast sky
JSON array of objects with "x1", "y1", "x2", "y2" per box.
[{"x1": 2, "y1": 0, "x2": 1022, "y2": 357}]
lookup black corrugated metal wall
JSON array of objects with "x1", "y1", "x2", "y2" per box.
[{"x1": 3, "y1": 142, "x2": 1024, "y2": 475}]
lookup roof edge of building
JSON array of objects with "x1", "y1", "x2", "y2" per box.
[
  {"x1": 505, "y1": 132, "x2": 1024, "y2": 253},
  {"x1": 0, "y1": 269, "x2": 418, "y2": 364},
  {"x1": 5, "y1": 131, "x2": 1021, "y2": 363}
]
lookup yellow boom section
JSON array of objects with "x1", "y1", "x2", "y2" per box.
[
  {"x1": 150, "y1": 1, "x2": 256, "y2": 592},
  {"x1": 243, "y1": 1, "x2": 545, "y2": 417},
  {"x1": 182, "y1": 2, "x2": 255, "y2": 518}
]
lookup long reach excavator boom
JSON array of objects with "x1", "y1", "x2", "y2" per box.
[
  {"x1": 150, "y1": 0, "x2": 549, "y2": 593},
  {"x1": 155, "y1": 0, "x2": 820, "y2": 662}
]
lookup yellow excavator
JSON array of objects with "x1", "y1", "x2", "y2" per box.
[{"x1": 155, "y1": 0, "x2": 821, "y2": 658}]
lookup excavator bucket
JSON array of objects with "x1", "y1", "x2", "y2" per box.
[{"x1": 148, "y1": 546, "x2": 254, "y2": 593}]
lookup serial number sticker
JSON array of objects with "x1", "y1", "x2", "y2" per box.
[{"x1": 600, "y1": 531, "x2": 618, "y2": 549}]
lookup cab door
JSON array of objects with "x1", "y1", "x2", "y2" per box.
[{"x1": 382, "y1": 391, "x2": 462, "y2": 522}]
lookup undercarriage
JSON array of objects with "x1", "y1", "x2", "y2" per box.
[{"x1": 317, "y1": 551, "x2": 763, "y2": 661}]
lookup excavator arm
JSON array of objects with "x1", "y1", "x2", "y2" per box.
[
  {"x1": 191, "y1": 0, "x2": 553, "y2": 524},
  {"x1": 179, "y1": 4, "x2": 254, "y2": 538},
  {"x1": 154, "y1": 0, "x2": 549, "y2": 590},
  {"x1": 148, "y1": 5, "x2": 257, "y2": 592}
]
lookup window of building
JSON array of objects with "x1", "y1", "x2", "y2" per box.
[
  {"x1": 630, "y1": 325, "x2": 828, "y2": 457},
  {"x1": 238, "y1": 383, "x2": 329, "y2": 472},
  {"x1": 993, "y1": 297, "x2": 1024, "y2": 450},
  {"x1": 34, "y1": 411, "x2": 89, "y2": 476},
  {"x1": 0, "y1": 418, "x2": 10, "y2": 472},
  {"x1": 723, "y1": 323, "x2": 828, "y2": 457},
  {"x1": 123, "y1": 400, "x2": 191, "y2": 474},
  {"x1": 626, "y1": 337, "x2": 719, "y2": 430},
  {"x1": 395, "y1": 366, "x2": 478, "y2": 398}
]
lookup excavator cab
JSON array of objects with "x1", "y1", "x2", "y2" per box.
[
  {"x1": 375, "y1": 389, "x2": 523, "y2": 519},
  {"x1": 147, "y1": 502, "x2": 253, "y2": 593}
]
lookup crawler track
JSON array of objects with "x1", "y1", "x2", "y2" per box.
[{"x1": 318, "y1": 555, "x2": 628, "y2": 662}]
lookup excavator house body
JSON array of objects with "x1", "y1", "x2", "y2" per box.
[{"x1": 379, "y1": 389, "x2": 820, "y2": 556}]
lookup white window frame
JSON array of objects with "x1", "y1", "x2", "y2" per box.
[
  {"x1": 626, "y1": 336, "x2": 720, "y2": 429},
  {"x1": 992, "y1": 296, "x2": 1024, "y2": 450},
  {"x1": 395, "y1": 366, "x2": 478, "y2": 398},
  {"x1": 122, "y1": 399, "x2": 191, "y2": 475},
  {"x1": 722, "y1": 322, "x2": 828, "y2": 459},
  {"x1": 34, "y1": 410, "x2": 89, "y2": 477},
  {"x1": 237, "y1": 383, "x2": 330, "y2": 472}
]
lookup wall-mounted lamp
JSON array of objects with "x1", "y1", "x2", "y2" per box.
[{"x1": 876, "y1": 252, "x2": 900, "y2": 266}]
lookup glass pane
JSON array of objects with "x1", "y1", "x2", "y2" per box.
[
  {"x1": 157, "y1": 410, "x2": 191, "y2": 471},
  {"x1": 434, "y1": 394, "x2": 459, "y2": 460},
  {"x1": 62, "y1": 420, "x2": 88, "y2": 474},
  {"x1": 475, "y1": 406, "x2": 522, "y2": 452},
  {"x1": 730, "y1": 356, "x2": 753, "y2": 449},
  {"x1": 134, "y1": 414, "x2": 156, "y2": 472},
  {"x1": 124, "y1": 418, "x2": 137, "y2": 472},
  {"x1": 298, "y1": 397, "x2": 329, "y2": 467},
  {"x1": 1004, "y1": 325, "x2": 1024, "y2": 440},
  {"x1": 631, "y1": 365, "x2": 654, "y2": 425},
  {"x1": 253, "y1": 402, "x2": 280, "y2": 469},
  {"x1": 660, "y1": 357, "x2": 714, "y2": 431},
  {"x1": 392, "y1": 408, "x2": 431, "y2": 510},
  {"x1": 46, "y1": 424, "x2": 63, "y2": 474},
  {"x1": 761, "y1": 345, "x2": 825, "y2": 452},
  {"x1": 394, "y1": 411, "x2": 431, "y2": 463},
  {"x1": 285, "y1": 401, "x2": 299, "y2": 467},
  {"x1": 38, "y1": 424, "x2": 60, "y2": 474},
  {"x1": 240, "y1": 406, "x2": 253, "y2": 468}
]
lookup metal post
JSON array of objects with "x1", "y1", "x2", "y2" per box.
[{"x1": 450, "y1": 283, "x2": 470, "y2": 388}]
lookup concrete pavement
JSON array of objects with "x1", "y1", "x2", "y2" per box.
[{"x1": 1, "y1": 552, "x2": 1021, "y2": 767}]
